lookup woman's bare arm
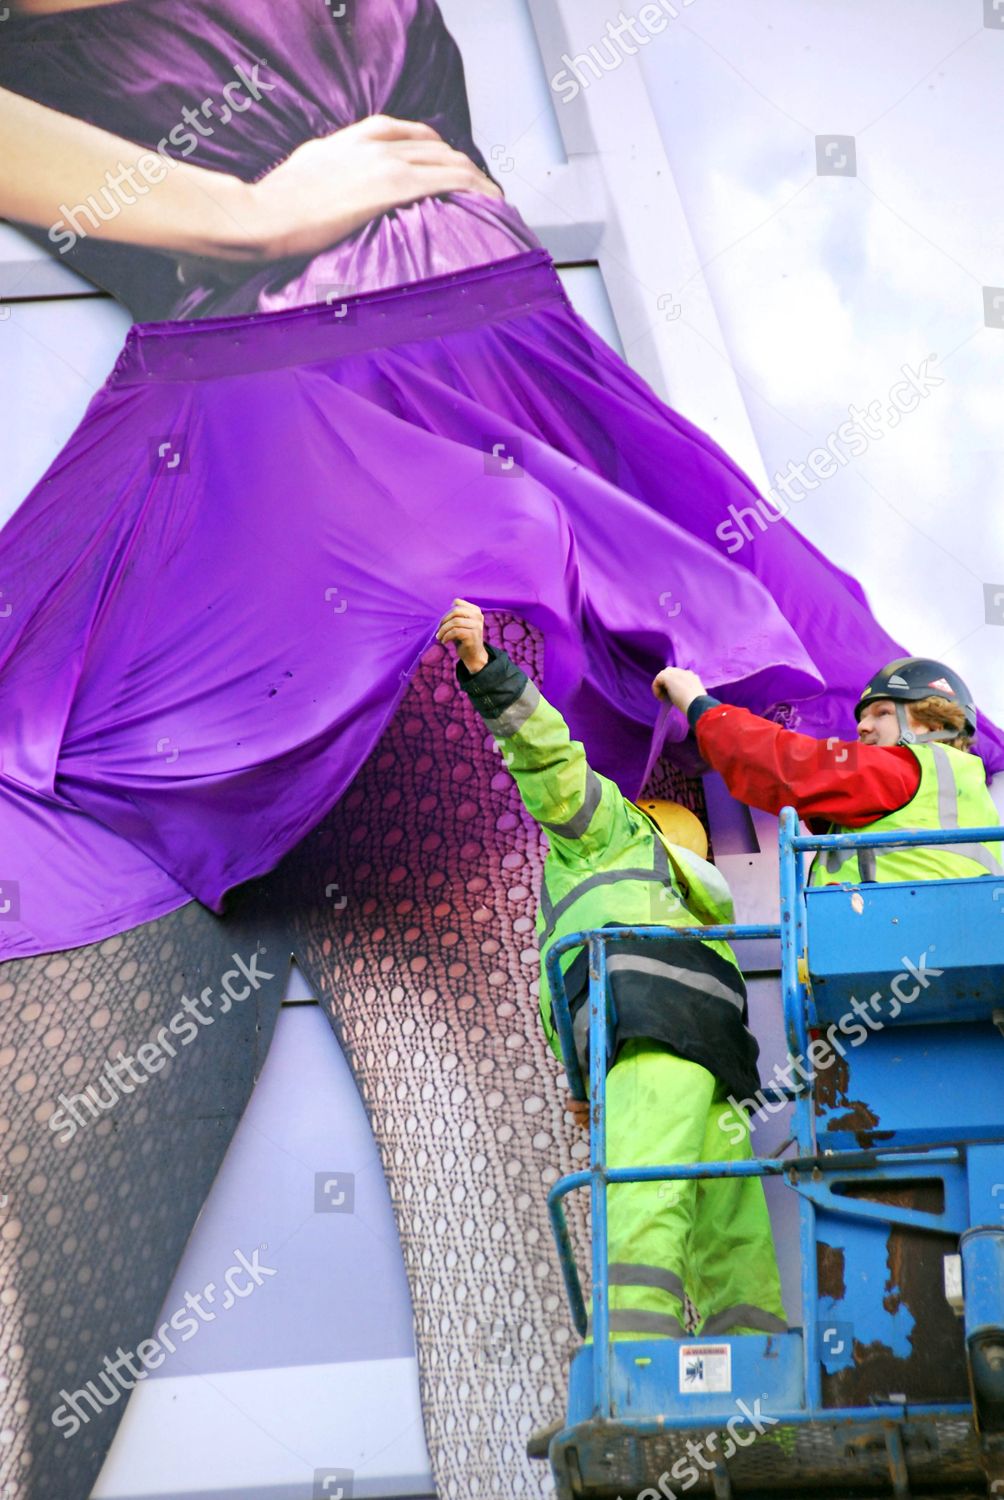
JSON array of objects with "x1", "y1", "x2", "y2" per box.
[
  {"x1": 0, "y1": 88, "x2": 502, "y2": 263},
  {"x1": 0, "y1": 86, "x2": 264, "y2": 259}
]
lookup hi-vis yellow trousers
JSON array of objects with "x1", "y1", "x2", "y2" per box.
[{"x1": 586, "y1": 1041, "x2": 787, "y2": 1340}]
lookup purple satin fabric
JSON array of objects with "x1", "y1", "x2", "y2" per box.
[{"x1": 4, "y1": 249, "x2": 999, "y2": 961}]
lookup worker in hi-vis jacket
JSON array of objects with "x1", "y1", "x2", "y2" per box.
[
  {"x1": 652, "y1": 656, "x2": 1002, "y2": 886},
  {"x1": 437, "y1": 600, "x2": 787, "y2": 1343}
]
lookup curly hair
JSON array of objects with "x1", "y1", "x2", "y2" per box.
[{"x1": 908, "y1": 695, "x2": 972, "y2": 751}]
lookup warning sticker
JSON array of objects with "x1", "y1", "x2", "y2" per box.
[{"x1": 679, "y1": 1342, "x2": 732, "y2": 1393}]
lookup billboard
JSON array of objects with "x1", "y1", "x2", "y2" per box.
[{"x1": 3, "y1": 4, "x2": 996, "y2": 1498}]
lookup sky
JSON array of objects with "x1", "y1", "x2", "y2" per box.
[{"x1": 640, "y1": 0, "x2": 1004, "y2": 722}]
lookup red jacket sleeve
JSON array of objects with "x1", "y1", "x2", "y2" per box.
[{"x1": 694, "y1": 704, "x2": 921, "y2": 827}]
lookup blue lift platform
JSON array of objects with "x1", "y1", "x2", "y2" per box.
[{"x1": 536, "y1": 811, "x2": 1004, "y2": 1499}]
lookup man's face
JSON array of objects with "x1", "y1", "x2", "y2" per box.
[{"x1": 857, "y1": 696, "x2": 917, "y2": 746}]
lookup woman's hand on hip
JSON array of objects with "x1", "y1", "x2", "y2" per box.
[{"x1": 254, "y1": 115, "x2": 503, "y2": 261}]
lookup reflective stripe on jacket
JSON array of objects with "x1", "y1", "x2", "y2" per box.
[
  {"x1": 457, "y1": 646, "x2": 762, "y2": 1100},
  {"x1": 809, "y1": 741, "x2": 1003, "y2": 885}
]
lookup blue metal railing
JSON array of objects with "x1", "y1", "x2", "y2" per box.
[{"x1": 544, "y1": 811, "x2": 1004, "y2": 1424}]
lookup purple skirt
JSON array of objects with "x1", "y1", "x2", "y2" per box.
[{"x1": 1, "y1": 249, "x2": 994, "y2": 960}]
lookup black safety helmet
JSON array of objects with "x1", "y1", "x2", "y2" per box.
[{"x1": 854, "y1": 657, "x2": 977, "y2": 744}]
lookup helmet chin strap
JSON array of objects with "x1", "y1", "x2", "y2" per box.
[{"x1": 894, "y1": 702, "x2": 956, "y2": 745}]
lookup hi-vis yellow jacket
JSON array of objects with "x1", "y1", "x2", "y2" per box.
[
  {"x1": 458, "y1": 647, "x2": 762, "y2": 1100},
  {"x1": 809, "y1": 741, "x2": 1003, "y2": 885}
]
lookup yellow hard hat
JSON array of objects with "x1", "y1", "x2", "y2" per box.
[{"x1": 634, "y1": 799, "x2": 709, "y2": 859}]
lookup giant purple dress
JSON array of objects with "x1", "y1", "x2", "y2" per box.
[
  {"x1": 3, "y1": 0, "x2": 997, "y2": 962},
  {"x1": 0, "y1": 5, "x2": 999, "y2": 1499}
]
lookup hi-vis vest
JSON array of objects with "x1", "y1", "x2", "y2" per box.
[
  {"x1": 809, "y1": 742, "x2": 1003, "y2": 886},
  {"x1": 536, "y1": 813, "x2": 740, "y2": 1057}
]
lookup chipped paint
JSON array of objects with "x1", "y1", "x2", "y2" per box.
[{"x1": 819, "y1": 1186, "x2": 969, "y2": 1406}]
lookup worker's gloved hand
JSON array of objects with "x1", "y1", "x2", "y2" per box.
[
  {"x1": 652, "y1": 665, "x2": 707, "y2": 714},
  {"x1": 436, "y1": 597, "x2": 489, "y2": 674},
  {"x1": 566, "y1": 1096, "x2": 590, "y2": 1129}
]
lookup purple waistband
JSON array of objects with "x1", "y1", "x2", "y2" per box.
[{"x1": 109, "y1": 249, "x2": 566, "y2": 385}]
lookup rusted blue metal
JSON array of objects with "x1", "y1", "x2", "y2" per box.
[{"x1": 540, "y1": 811, "x2": 1004, "y2": 1498}]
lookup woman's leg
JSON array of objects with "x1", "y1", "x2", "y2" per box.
[
  {"x1": 244, "y1": 622, "x2": 593, "y2": 1500},
  {"x1": 0, "y1": 895, "x2": 287, "y2": 1500},
  {"x1": 263, "y1": 624, "x2": 716, "y2": 1498}
]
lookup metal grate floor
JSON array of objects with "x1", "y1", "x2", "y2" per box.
[{"x1": 548, "y1": 1414, "x2": 990, "y2": 1498}]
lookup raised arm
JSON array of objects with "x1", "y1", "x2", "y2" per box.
[
  {"x1": 652, "y1": 665, "x2": 920, "y2": 824},
  {"x1": 0, "y1": 89, "x2": 502, "y2": 263},
  {"x1": 438, "y1": 600, "x2": 626, "y2": 862}
]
